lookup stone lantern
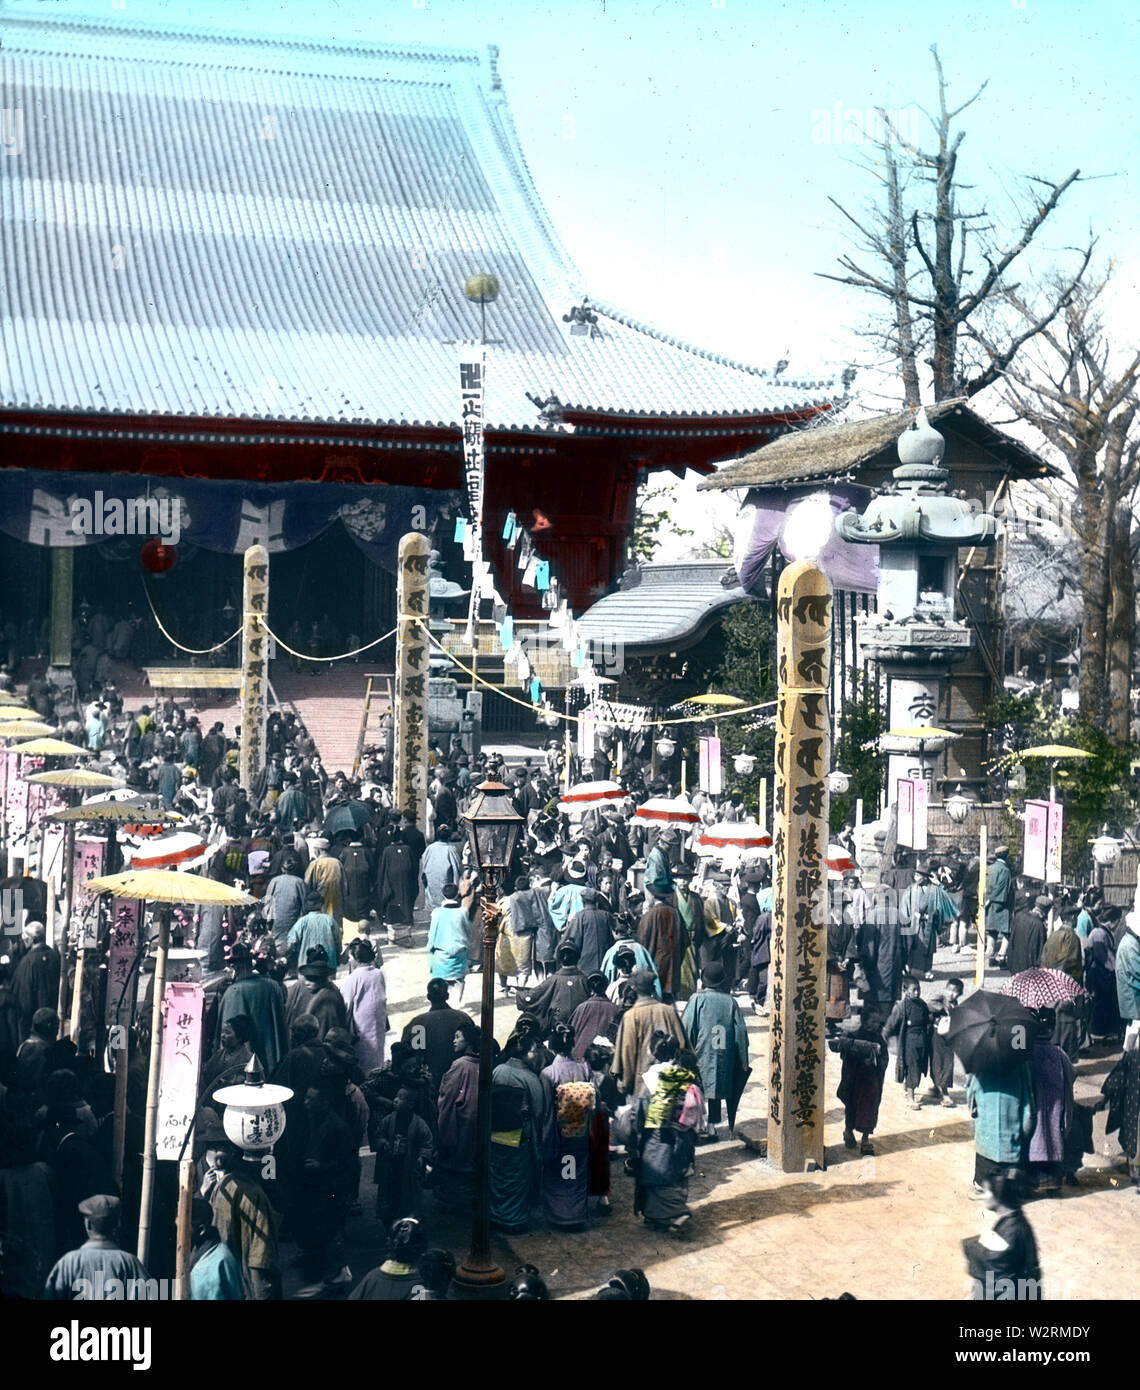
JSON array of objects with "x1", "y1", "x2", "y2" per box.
[{"x1": 836, "y1": 408, "x2": 998, "y2": 805}]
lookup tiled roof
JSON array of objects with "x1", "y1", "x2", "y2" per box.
[
  {"x1": 577, "y1": 562, "x2": 748, "y2": 652},
  {"x1": 1, "y1": 14, "x2": 836, "y2": 432}
]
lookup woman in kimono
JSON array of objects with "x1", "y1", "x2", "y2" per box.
[
  {"x1": 426, "y1": 883, "x2": 473, "y2": 1002},
  {"x1": 633, "y1": 1031, "x2": 702, "y2": 1236},
  {"x1": 372, "y1": 1087, "x2": 435, "y2": 1225},
  {"x1": 540, "y1": 1023, "x2": 594, "y2": 1229},
  {"x1": 489, "y1": 1034, "x2": 549, "y2": 1233},
  {"x1": 1085, "y1": 915, "x2": 1122, "y2": 1042},
  {"x1": 435, "y1": 1029, "x2": 481, "y2": 1210},
  {"x1": 962, "y1": 1168, "x2": 1042, "y2": 1301}
]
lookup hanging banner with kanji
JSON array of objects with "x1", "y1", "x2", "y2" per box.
[
  {"x1": 105, "y1": 898, "x2": 142, "y2": 1027},
  {"x1": 699, "y1": 736, "x2": 723, "y2": 795},
  {"x1": 459, "y1": 348, "x2": 487, "y2": 641},
  {"x1": 1023, "y1": 799, "x2": 1063, "y2": 884},
  {"x1": 156, "y1": 981, "x2": 204, "y2": 1162},
  {"x1": 72, "y1": 836, "x2": 106, "y2": 947}
]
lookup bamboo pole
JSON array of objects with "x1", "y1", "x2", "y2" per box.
[
  {"x1": 173, "y1": 1146, "x2": 196, "y2": 1300},
  {"x1": 975, "y1": 821, "x2": 988, "y2": 990},
  {"x1": 137, "y1": 907, "x2": 170, "y2": 1264}
]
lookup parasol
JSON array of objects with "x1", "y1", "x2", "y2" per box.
[
  {"x1": 0, "y1": 721, "x2": 57, "y2": 740},
  {"x1": 8, "y1": 737, "x2": 84, "y2": 756},
  {"x1": 1007, "y1": 744, "x2": 1091, "y2": 800},
  {"x1": 84, "y1": 869, "x2": 255, "y2": 907},
  {"x1": 683, "y1": 693, "x2": 746, "y2": 708},
  {"x1": 46, "y1": 797, "x2": 181, "y2": 825},
  {"x1": 559, "y1": 780, "x2": 629, "y2": 814},
  {"x1": 826, "y1": 844, "x2": 857, "y2": 878},
  {"x1": 25, "y1": 768, "x2": 125, "y2": 790},
  {"x1": 125, "y1": 831, "x2": 210, "y2": 871},
  {"x1": 696, "y1": 822, "x2": 772, "y2": 853},
  {"x1": 0, "y1": 706, "x2": 37, "y2": 721},
  {"x1": 632, "y1": 796, "x2": 701, "y2": 826},
  {"x1": 999, "y1": 968, "x2": 1088, "y2": 1011},
  {"x1": 322, "y1": 799, "x2": 373, "y2": 838},
  {"x1": 944, "y1": 990, "x2": 1037, "y2": 1074}
]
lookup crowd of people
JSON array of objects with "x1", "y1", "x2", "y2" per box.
[{"x1": 2, "y1": 671, "x2": 1139, "y2": 1303}]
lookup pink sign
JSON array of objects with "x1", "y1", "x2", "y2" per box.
[
  {"x1": 72, "y1": 837, "x2": 106, "y2": 947},
  {"x1": 156, "y1": 981, "x2": 205, "y2": 1162},
  {"x1": 1024, "y1": 799, "x2": 1063, "y2": 883},
  {"x1": 699, "y1": 736, "x2": 723, "y2": 795},
  {"x1": 105, "y1": 898, "x2": 142, "y2": 1026},
  {"x1": 896, "y1": 777, "x2": 928, "y2": 850}
]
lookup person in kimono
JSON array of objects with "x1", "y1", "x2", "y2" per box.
[
  {"x1": 683, "y1": 963, "x2": 749, "y2": 1133},
  {"x1": 427, "y1": 883, "x2": 474, "y2": 1002},
  {"x1": 900, "y1": 860, "x2": 959, "y2": 980},
  {"x1": 489, "y1": 1033, "x2": 550, "y2": 1233},
  {"x1": 338, "y1": 937, "x2": 388, "y2": 1073},
  {"x1": 1025, "y1": 1009, "x2": 1074, "y2": 1196},
  {"x1": 882, "y1": 979, "x2": 932, "y2": 1110},
  {"x1": 372, "y1": 1086, "x2": 435, "y2": 1225},
  {"x1": 984, "y1": 844, "x2": 1015, "y2": 964},
  {"x1": 540, "y1": 1023, "x2": 594, "y2": 1229},
  {"x1": 435, "y1": 1027, "x2": 481, "y2": 1209},
  {"x1": 830, "y1": 1010, "x2": 889, "y2": 1155}
]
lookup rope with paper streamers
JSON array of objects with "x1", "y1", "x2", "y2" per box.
[
  {"x1": 257, "y1": 619, "x2": 397, "y2": 663},
  {"x1": 143, "y1": 579, "x2": 241, "y2": 656},
  {"x1": 412, "y1": 617, "x2": 775, "y2": 727}
]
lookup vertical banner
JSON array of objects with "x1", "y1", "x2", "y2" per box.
[
  {"x1": 239, "y1": 544, "x2": 270, "y2": 794},
  {"x1": 395, "y1": 533, "x2": 430, "y2": 833},
  {"x1": 698, "y1": 736, "x2": 723, "y2": 795},
  {"x1": 769, "y1": 561, "x2": 831, "y2": 1173},
  {"x1": 578, "y1": 711, "x2": 596, "y2": 763},
  {"x1": 105, "y1": 898, "x2": 142, "y2": 1026},
  {"x1": 6, "y1": 764, "x2": 29, "y2": 849},
  {"x1": 156, "y1": 981, "x2": 204, "y2": 1162},
  {"x1": 1023, "y1": 799, "x2": 1063, "y2": 883},
  {"x1": 72, "y1": 836, "x2": 106, "y2": 947},
  {"x1": 896, "y1": 777, "x2": 928, "y2": 851},
  {"x1": 459, "y1": 348, "x2": 487, "y2": 643}
]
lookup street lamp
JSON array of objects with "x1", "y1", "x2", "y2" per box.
[
  {"x1": 453, "y1": 780, "x2": 524, "y2": 1299},
  {"x1": 944, "y1": 785, "x2": 973, "y2": 825}
]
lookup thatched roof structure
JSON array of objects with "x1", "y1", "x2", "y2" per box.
[{"x1": 698, "y1": 399, "x2": 1059, "y2": 491}]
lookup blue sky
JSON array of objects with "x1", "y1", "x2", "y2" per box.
[{"x1": 7, "y1": 0, "x2": 1138, "y2": 549}]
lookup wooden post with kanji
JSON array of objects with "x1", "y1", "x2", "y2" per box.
[
  {"x1": 768, "y1": 560, "x2": 832, "y2": 1173},
  {"x1": 394, "y1": 533, "x2": 430, "y2": 834},
  {"x1": 239, "y1": 544, "x2": 270, "y2": 794}
]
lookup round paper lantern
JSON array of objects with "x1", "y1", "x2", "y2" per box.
[{"x1": 140, "y1": 538, "x2": 177, "y2": 574}]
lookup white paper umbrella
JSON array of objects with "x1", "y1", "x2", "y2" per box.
[
  {"x1": 559, "y1": 780, "x2": 629, "y2": 815},
  {"x1": 126, "y1": 830, "x2": 209, "y2": 870},
  {"x1": 632, "y1": 796, "x2": 701, "y2": 826},
  {"x1": 696, "y1": 821, "x2": 772, "y2": 851}
]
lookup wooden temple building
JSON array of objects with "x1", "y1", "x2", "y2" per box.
[{"x1": 0, "y1": 11, "x2": 835, "y2": 680}]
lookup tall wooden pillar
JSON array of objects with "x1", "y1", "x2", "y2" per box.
[
  {"x1": 768, "y1": 560, "x2": 832, "y2": 1173},
  {"x1": 49, "y1": 548, "x2": 74, "y2": 669},
  {"x1": 394, "y1": 534, "x2": 430, "y2": 833},
  {"x1": 239, "y1": 545, "x2": 269, "y2": 793}
]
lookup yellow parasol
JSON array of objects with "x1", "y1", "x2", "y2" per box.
[
  {"x1": 1007, "y1": 743, "x2": 1092, "y2": 802},
  {"x1": 0, "y1": 721, "x2": 57, "y2": 740},
  {"x1": 7, "y1": 737, "x2": 85, "y2": 756},
  {"x1": 0, "y1": 706, "x2": 38, "y2": 721},
  {"x1": 46, "y1": 797, "x2": 180, "y2": 824},
  {"x1": 26, "y1": 768, "x2": 125, "y2": 790},
  {"x1": 84, "y1": 868, "x2": 255, "y2": 907},
  {"x1": 685, "y1": 693, "x2": 747, "y2": 708},
  {"x1": 884, "y1": 726, "x2": 961, "y2": 741}
]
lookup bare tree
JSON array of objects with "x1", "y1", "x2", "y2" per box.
[
  {"x1": 1000, "y1": 272, "x2": 1140, "y2": 741},
  {"x1": 821, "y1": 46, "x2": 1091, "y2": 403}
]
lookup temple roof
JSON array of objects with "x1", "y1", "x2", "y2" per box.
[
  {"x1": 1, "y1": 14, "x2": 835, "y2": 433},
  {"x1": 576, "y1": 562, "x2": 748, "y2": 654},
  {"x1": 699, "y1": 400, "x2": 1059, "y2": 490}
]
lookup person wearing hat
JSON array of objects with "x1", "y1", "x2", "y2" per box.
[
  {"x1": 1007, "y1": 895, "x2": 1051, "y2": 977},
  {"x1": 612, "y1": 969, "x2": 688, "y2": 1098},
  {"x1": 684, "y1": 962, "x2": 750, "y2": 1135},
  {"x1": 43, "y1": 1195, "x2": 153, "y2": 1300},
  {"x1": 289, "y1": 947, "x2": 349, "y2": 1041},
  {"x1": 427, "y1": 880, "x2": 475, "y2": 1003},
  {"x1": 900, "y1": 858, "x2": 959, "y2": 981},
  {"x1": 984, "y1": 844, "x2": 1015, "y2": 964},
  {"x1": 287, "y1": 884, "x2": 340, "y2": 975},
  {"x1": 549, "y1": 861, "x2": 588, "y2": 935},
  {"x1": 517, "y1": 943, "x2": 591, "y2": 1034},
  {"x1": 562, "y1": 886, "x2": 615, "y2": 979},
  {"x1": 401, "y1": 978, "x2": 479, "y2": 1100},
  {"x1": 219, "y1": 942, "x2": 288, "y2": 1077},
  {"x1": 188, "y1": 1196, "x2": 243, "y2": 1300}
]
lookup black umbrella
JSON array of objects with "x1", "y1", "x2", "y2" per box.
[
  {"x1": 944, "y1": 990, "x2": 1037, "y2": 1075},
  {"x1": 322, "y1": 799, "x2": 371, "y2": 838},
  {"x1": 726, "y1": 1060, "x2": 752, "y2": 1134}
]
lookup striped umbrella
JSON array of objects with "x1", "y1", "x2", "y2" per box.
[
  {"x1": 125, "y1": 831, "x2": 209, "y2": 870},
  {"x1": 999, "y1": 968, "x2": 1088, "y2": 1011},
  {"x1": 559, "y1": 780, "x2": 629, "y2": 815},
  {"x1": 826, "y1": 844, "x2": 857, "y2": 878},
  {"x1": 696, "y1": 821, "x2": 772, "y2": 854},
  {"x1": 632, "y1": 796, "x2": 701, "y2": 826}
]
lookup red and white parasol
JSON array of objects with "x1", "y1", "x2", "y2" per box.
[
  {"x1": 632, "y1": 796, "x2": 701, "y2": 826},
  {"x1": 696, "y1": 822, "x2": 773, "y2": 855},
  {"x1": 826, "y1": 844, "x2": 857, "y2": 879},
  {"x1": 559, "y1": 780, "x2": 629, "y2": 815},
  {"x1": 125, "y1": 830, "x2": 209, "y2": 870}
]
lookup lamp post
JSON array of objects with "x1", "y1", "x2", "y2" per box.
[
  {"x1": 452, "y1": 780, "x2": 524, "y2": 1298},
  {"x1": 1091, "y1": 825, "x2": 1121, "y2": 890}
]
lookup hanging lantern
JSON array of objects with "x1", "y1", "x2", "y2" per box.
[
  {"x1": 542, "y1": 710, "x2": 560, "y2": 729},
  {"x1": 656, "y1": 737, "x2": 676, "y2": 759},
  {"x1": 944, "y1": 785, "x2": 973, "y2": 824},
  {"x1": 1091, "y1": 827, "x2": 1121, "y2": 867},
  {"x1": 140, "y1": 538, "x2": 177, "y2": 574},
  {"x1": 827, "y1": 768, "x2": 851, "y2": 795},
  {"x1": 734, "y1": 752, "x2": 756, "y2": 776},
  {"x1": 214, "y1": 1057, "x2": 293, "y2": 1154}
]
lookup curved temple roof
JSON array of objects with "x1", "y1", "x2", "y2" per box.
[
  {"x1": 0, "y1": 13, "x2": 836, "y2": 434},
  {"x1": 576, "y1": 562, "x2": 749, "y2": 654}
]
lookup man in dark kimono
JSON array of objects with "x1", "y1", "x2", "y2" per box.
[
  {"x1": 856, "y1": 881, "x2": 904, "y2": 1027},
  {"x1": 219, "y1": 943, "x2": 288, "y2": 1077},
  {"x1": 401, "y1": 978, "x2": 478, "y2": 1099},
  {"x1": 517, "y1": 944, "x2": 590, "y2": 1033},
  {"x1": 436, "y1": 1030, "x2": 481, "y2": 1208},
  {"x1": 683, "y1": 963, "x2": 749, "y2": 1131},
  {"x1": 338, "y1": 836, "x2": 376, "y2": 925},
  {"x1": 11, "y1": 921, "x2": 60, "y2": 1037},
  {"x1": 398, "y1": 811, "x2": 426, "y2": 883},
  {"x1": 290, "y1": 950, "x2": 348, "y2": 1041},
  {"x1": 638, "y1": 897, "x2": 683, "y2": 1000},
  {"x1": 562, "y1": 888, "x2": 614, "y2": 977},
  {"x1": 984, "y1": 844, "x2": 1015, "y2": 964},
  {"x1": 377, "y1": 831, "x2": 417, "y2": 939},
  {"x1": 1008, "y1": 895, "x2": 1050, "y2": 976}
]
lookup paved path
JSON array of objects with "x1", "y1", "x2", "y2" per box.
[{"x1": 286, "y1": 926, "x2": 1139, "y2": 1301}]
